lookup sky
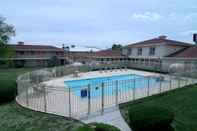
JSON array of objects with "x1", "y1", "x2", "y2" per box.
[{"x1": 0, "y1": 0, "x2": 197, "y2": 48}]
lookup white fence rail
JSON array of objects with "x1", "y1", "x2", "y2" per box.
[{"x1": 16, "y1": 62, "x2": 197, "y2": 119}]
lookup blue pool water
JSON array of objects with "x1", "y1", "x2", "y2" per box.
[{"x1": 64, "y1": 74, "x2": 160, "y2": 98}]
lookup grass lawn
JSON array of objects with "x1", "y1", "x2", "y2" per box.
[
  {"x1": 120, "y1": 84, "x2": 197, "y2": 131},
  {"x1": 0, "y1": 68, "x2": 84, "y2": 131},
  {"x1": 0, "y1": 68, "x2": 33, "y2": 81}
]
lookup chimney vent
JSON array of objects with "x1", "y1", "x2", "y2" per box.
[
  {"x1": 158, "y1": 35, "x2": 167, "y2": 39},
  {"x1": 17, "y1": 41, "x2": 24, "y2": 45}
]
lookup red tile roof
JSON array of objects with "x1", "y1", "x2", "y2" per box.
[
  {"x1": 94, "y1": 49, "x2": 124, "y2": 58},
  {"x1": 127, "y1": 37, "x2": 192, "y2": 48},
  {"x1": 168, "y1": 45, "x2": 197, "y2": 58},
  {"x1": 7, "y1": 44, "x2": 64, "y2": 52}
]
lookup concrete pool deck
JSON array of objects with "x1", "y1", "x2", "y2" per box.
[{"x1": 43, "y1": 69, "x2": 159, "y2": 88}]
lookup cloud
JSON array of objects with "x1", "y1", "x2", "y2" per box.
[
  {"x1": 1, "y1": 0, "x2": 197, "y2": 47},
  {"x1": 180, "y1": 30, "x2": 197, "y2": 36},
  {"x1": 131, "y1": 12, "x2": 162, "y2": 22},
  {"x1": 184, "y1": 13, "x2": 197, "y2": 23}
]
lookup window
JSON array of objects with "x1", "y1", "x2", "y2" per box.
[
  {"x1": 149, "y1": 47, "x2": 156, "y2": 55},
  {"x1": 20, "y1": 51, "x2": 24, "y2": 55},
  {"x1": 127, "y1": 48, "x2": 132, "y2": 55},
  {"x1": 137, "y1": 48, "x2": 142, "y2": 55},
  {"x1": 31, "y1": 51, "x2": 35, "y2": 55},
  {"x1": 128, "y1": 48, "x2": 132, "y2": 55}
]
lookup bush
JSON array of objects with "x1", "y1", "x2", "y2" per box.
[
  {"x1": 0, "y1": 79, "x2": 17, "y2": 104},
  {"x1": 128, "y1": 105, "x2": 174, "y2": 131},
  {"x1": 76, "y1": 123, "x2": 120, "y2": 131},
  {"x1": 76, "y1": 125, "x2": 95, "y2": 131},
  {"x1": 14, "y1": 60, "x2": 25, "y2": 68},
  {"x1": 90, "y1": 123, "x2": 121, "y2": 131},
  {"x1": 47, "y1": 56, "x2": 61, "y2": 67}
]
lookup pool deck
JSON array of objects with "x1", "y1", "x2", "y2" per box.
[{"x1": 43, "y1": 69, "x2": 159, "y2": 88}]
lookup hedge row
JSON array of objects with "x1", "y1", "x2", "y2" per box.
[
  {"x1": 0, "y1": 79, "x2": 17, "y2": 104},
  {"x1": 128, "y1": 105, "x2": 174, "y2": 131},
  {"x1": 76, "y1": 123, "x2": 120, "y2": 131}
]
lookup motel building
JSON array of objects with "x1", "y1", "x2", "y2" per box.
[
  {"x1": 93, "y1": 49, "x2": 127, "y2": 62},
  {"x1": 88, "y1": 49, "x2": 127, "y2": 70},
  {"x1": 2, "y1": 35, "x2": 197, "y2": 71},
  {"x1": 122, "y1": 35, "x2": 197, "y2": 72},
  {"x1": 63, "y1": 45, "x2": 101, "y2": 64},
  {"x1": 4, "y1": 42, "x2": 68, "y2": 67}
]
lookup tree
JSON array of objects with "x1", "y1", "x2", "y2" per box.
[
  {"x1": 0, "y1": 16, "x2": 15, "y2": 66},
  {"x1": 112, "y1": 44, "x2": 122, "y2": 51},
  {"x1": 0, "y1": 16, "x2": 15, "y2": 46}
]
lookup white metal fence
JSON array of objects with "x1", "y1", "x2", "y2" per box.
[{"x1": 16, "y1": 62, "x2": 197, "y2": 119}]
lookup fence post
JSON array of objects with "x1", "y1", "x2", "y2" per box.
[
  {"x1": 147, "y1": 77, "x2": 150, "y2": 96},
  {"x1": 68, "y1": 87, "x2": 71, "y2": 118},
  {"x1": 88, "y1": 84, "x2": 91, "y2": 116},
  {"x1": 178, "y1": 77, "x2": 181, "y2": 88},
  {"x1": 25, "y1": 82, "x2": 29, "y2": 107},
  {"x1": 43, "y1": 86, "x2": 47, "y2": 112},
  {"x1": 170, "y1": 75, "x2": 172, "y2": 90},
  {"x1": 133, "y1": 79, "x2": 136, "y2": 100},
  {"x1": 185, "y1": 78, "x2": 188, "y2": 86},
  {"x1": 28, "y1": 72, "x2": 30, "y2": 80},
  {"x1": 159, "y1": 77, "x2": 162, "y2": 93},
  {"x1": 54, "y1": 67, "x2": 56, "y2": 77},
  {"x1": 101, "y1": 83, "x2": 104, "y2": 115},
  {"x1": 36, "y1": 76, "x2": 39, "y2": 84},
  {"x1": 115, "y1": 80, "x2": 118, "y2": 106}
]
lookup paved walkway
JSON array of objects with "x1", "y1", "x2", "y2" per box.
[{"x1": 82, "y1": 108, "x2": 131, "y2": 131}]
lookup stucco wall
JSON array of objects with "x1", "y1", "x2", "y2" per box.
[{"x1": 123, "y1": 43, "x2": 186, "y2": 58}]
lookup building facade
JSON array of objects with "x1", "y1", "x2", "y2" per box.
[
  {"x1": 63, "y1": 45, "x2": 101, "y2": 64},
  {"x1": 3, "y1": 42, "x2": 68, "y2": 67},
  {"x1": 122, "y1": 36, "x2": 192, "y2": 58},
  {"x1": 122, "y1": 36, "x2": 196, "y2": 72}
]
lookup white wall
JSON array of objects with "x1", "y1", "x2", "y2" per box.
[
  {"x1": 163, "y1": 45, "x2": 185, "y2": 56},
  {"x1": 123, "y1": 43, "x2": 186, "y2": 58}
]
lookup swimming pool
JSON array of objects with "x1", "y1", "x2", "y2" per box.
[{"x1": 64, "y1": 74, "x2": 160, "y2": 98}]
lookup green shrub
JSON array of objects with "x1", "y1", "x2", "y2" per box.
[
  {"x1": 76, "y1": 123, "x2": 120, "y2": 131},
  {"x1": 128, "y1": 105, "x2": 174, "y2": 131},
  {"x1": 76, "y1": 125, "x2": 95, "y2": 131},
  {"x1": 90, "y1": 123, "x2": 121, "y2": 131},
  {"x1": 47, "y1": 56, "x2": 61, "y2": 67},
  {"x1": 0, "y1": 79, "x2": 17, "y2": 104},
  {"x1": 14, "y1": 60, "x2": 25, "y2": 68}
]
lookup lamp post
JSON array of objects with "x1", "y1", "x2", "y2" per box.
[{"x1": 62, "y1": 44, "x2": 70, "y2": 64}]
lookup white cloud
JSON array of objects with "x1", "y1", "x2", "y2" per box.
[
  {"x1": 132, "y1": 12, "x2": 162, "y2": 22},
  {"x1": 180, "y1": 30, "x2": 197, "y2": 36},
  {"x1": 1, "y1": 0, "x2": 197, "y2": 46},
  {"x1": 184, "y1": 13, "x2": 197, "y2": 23}
]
